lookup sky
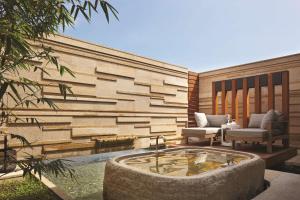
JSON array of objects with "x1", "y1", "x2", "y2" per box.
[{"x1": 62, "y1": 0, "x2": 300, "y2": 72}]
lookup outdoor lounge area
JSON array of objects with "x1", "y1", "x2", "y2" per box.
[
  {"x1": 1, "y1": 34, "x2": 300, "y2": 200},
  {"x1": 1, "y1": 1, "x2": 300, "y2": 200}
]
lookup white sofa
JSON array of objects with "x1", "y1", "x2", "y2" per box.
[
  {"x1": 182, "y1": 113, "x2": 228, "y2": 146},
  {"x1": 226, "y1": 110, "x2": 289, "y2": 153}
]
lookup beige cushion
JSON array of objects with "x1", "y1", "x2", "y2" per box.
[
  {"x1": 226, "y1": 128, "x2": 268, "y2": 138},
  {"x1": 194, "y1": 112, "x2": 208, "y2": 127},
  {"x1": 182, "y1": 127, "x2": 220, "y2": 137},
  {"x1": 206, "y1": 115, "x2": 227, "y2": 127},
  {"x1": 248, "y1": 114, "x2": 265, "y2": 128},
  {"x1": 261, "y1": 110, "x2": 277, "y2": 129},
  {"x1": 227, "y1": 128, "x2": 268, "y2": 138}
]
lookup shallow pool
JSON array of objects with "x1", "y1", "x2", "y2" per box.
[
  {"x1": 44, "y1": 149, "x2": 148, "y2": 200},
  {"x1": 119, "y1": 149, "x2": 249, "y2": 176}
]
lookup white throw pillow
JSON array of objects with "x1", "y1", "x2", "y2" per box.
[{"x1": 194, "y1": 112, "x2": 208, "y2": 127}]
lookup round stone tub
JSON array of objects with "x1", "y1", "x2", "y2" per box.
[{"x1": 103, "y1": 147, "x2": 265, "y2": 200}]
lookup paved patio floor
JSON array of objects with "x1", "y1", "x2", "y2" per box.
[{"x1": 254, "y1": 169, "x2": 300, "y2": 200}]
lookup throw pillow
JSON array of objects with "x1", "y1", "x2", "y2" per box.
[
  {"x1": 261, "y1": 110, "x2": 277, "y2": 129},
  {"x1": 194, "y1": 112, "x2": 208, "y2": 127}
]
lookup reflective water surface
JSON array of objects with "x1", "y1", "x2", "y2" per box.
[{"x1": 119, "y1": 149, "x2": 250, "y2": 176}]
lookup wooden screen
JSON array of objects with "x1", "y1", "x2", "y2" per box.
[
  {"x1": 212, "y1": 71, "x2": 289, "y2": 128},
  {"x1": 188, "y1": 71, "x2": 199, "y2": 127}
]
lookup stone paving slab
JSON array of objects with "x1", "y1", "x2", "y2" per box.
[
  {"x1": 285, "y1": 154, "x2": 300, "y2": 167},
  {"x1": 254, "y1": 169, "x2": 300, "y2": 200}
]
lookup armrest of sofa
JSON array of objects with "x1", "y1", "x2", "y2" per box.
[{"x1": 266, "y1": 121, "x2": 289, "y2": 135}]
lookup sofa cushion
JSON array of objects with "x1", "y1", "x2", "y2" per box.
[
  {"x1": 194, "y1": 112, "x2": 208, "y2": 127},
  {"x1": 206, "y1": 115, "x2": 227, "y2": 127},
  {"x1": 182, "y1": 127, "x2": 221, "y2": 137},
  {"x1": 261, "y1": 110, "x2": 277, "y2": 129},
  {"x1": 248, "y1": 114, "x2": 265, "y2": 128},
  {"x1": 227, "y1": 128, "x2": 268, "y2": 139}
]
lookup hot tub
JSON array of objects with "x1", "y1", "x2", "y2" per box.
[{"x1": 103, "y1": 147, "x2": 265, "y2": 200}]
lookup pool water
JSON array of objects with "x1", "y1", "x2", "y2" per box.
[
  {"x1": 44, "y1": 149, "x2": 148, "y2": 200},
  {"x1": 119, "y1": 149, "x2": 250, "y2": 176}
]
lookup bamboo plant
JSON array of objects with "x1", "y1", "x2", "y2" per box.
[{"x1": 0, "y1": 0, "x2": 118, "y2": 178}]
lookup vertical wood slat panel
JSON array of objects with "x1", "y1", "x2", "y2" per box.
[
  {"x1": 268, "y1": 73, "x2": 274, "y2": 110},
  {"x1": 282, "y1": 71, "x2": 290, "y2": 146},
  {"x1": 282, "y1": 71, "x2": 289, "y2": 119},
  {"x1": 221, "y1": 80, "x2": 227, "y2": 114},
  {"x1": 255, "y1": 75, "x2": 261, "y2": 113},
  {"x1": 243, "y1": 78, "x2": 249, "y2": 128},
  {"x1": 231, "y1": 79, "x2": 238, "y2": 120},
  {"x1": 188, "y1": 71, "x2": 199, "y2": 127},
  {"x1": 212, "y1": 82, "x2": 217, "y2": 115}
]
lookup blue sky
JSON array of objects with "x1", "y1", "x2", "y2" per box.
[{"x1": 62, "y1": 0, "x2": 300, "y2": 72}]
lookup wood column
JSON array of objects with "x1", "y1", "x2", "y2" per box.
[
  {"x1": 282, "y1": 71, "x2": 289, "y2": 146},
  {"x1": 282, "y1": 71, "x2": 289, "y2": 119},
  {"x1": 221, "y1": 80, "x2": 227, "y2": 114},
  {"x1": 243, "y1": 78, "x2": 249, "y2": 128},
  {"x1": 212, "y1": 82, "x2": 217, "y2": 114},
  {"x1": 255, "y1": 75, "x2": 261, "y2": 113},
  {"x1": 231, "y1": 79, "x2": 238, "y2": 120},
  {"x1": 268, "y1": 73, "x2": 274, "y2": 110},
  {"x1": 188, "y1": 71, "x2": 199, "y2": 127}
]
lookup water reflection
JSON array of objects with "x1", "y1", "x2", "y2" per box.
[{"x1": 119, "y1": 149, "x2": 249, "y2": 177}]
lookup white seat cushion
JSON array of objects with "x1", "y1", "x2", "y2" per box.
[
  {"x1": 182, "y1": 127, "x2": 221, "y2": 137},
  {"x1": 227, "y1": 128, "x2": 268, "y2": 138}
]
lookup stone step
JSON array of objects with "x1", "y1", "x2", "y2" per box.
[{"x1": 285, "y1": 152, "x2": 300, "y2": 167}]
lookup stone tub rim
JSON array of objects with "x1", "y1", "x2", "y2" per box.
[{"x1": 107, "y1": 146, "x2": 263, "y2": 180}]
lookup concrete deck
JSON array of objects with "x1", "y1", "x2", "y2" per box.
[
  {"x1": 254, "y1": 169, "x2": 300, "y2": 200},
  {"x1": 285, "y1": 151, "x2": 300, "y2": 167}
]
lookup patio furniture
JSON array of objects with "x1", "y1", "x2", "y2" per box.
[
  {"x1": 221, "y1": 123, "x2": 240, "y2": 147},
  {"x1": 182, "y1": 113, "x2": 228, "y2": 146},
  {"x1": 226, "y1": 110, "x2": 289, "y2": 153}
]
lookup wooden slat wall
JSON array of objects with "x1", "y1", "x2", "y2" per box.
[
  {"x1": 188, "y1": 71, "x2": 199, "y2": 127},
  {"x1": 2, "y1": 35, "x2": 189, "y2": 158},
  {"x1": 212, "y1": 72, "x2": 289, "y2": 128},
  {"x1": 243, "y1": 78, "x2": 249, "y2": 128},
  {"x1": 199, "y1": 53, "x2": 300, "y2": 148},
  {"x1": 255, "y1": 76, "x2": 261, "y2": 113}
]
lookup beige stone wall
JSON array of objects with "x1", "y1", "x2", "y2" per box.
[
  {"x1": 198, "y1": 54, "x2": 300, "y2": 148},
  {"x1": 4, "y1": 35, "x2": 188, "y2": 158}
]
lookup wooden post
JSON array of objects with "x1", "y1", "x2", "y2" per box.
[
  {"x1": 268, "y1": 73, "x2": 274, "y2": 110},
  {"x1": 282, "y1": 71, "x2": 289, "y2": 118},
  {"x1": 255, "y1": 75, "x2": 261, "y2": 113},
  {"x1": 232, "y1": 79, "x2": 238, "y2": 121},
  {"x1": 212, "y1": 82, "x2": 217, "y2": 114},
  {"x1": 221, "y1": 80, "x2": 227, "y2": 114},
  {"x1": 282, "y1": 71, "x2": 289, "y2": 147},
  {"x1": 243, "y1": 78, "x2": 249, "y2": 128}
]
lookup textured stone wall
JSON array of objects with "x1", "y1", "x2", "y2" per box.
[{"x1": 3, "y1": 35, "x2": 188, "y2": 158}]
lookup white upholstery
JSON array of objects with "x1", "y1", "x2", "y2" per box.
[
  {"x1": 248, "y1": 114, "x2": 265, "y2": 128},
  {"x1": 227, "y1": 128, "x2": 268, "y2": 138},
  {"x1": 206, "y1": 115, "x2": 228, "y2": 127},
  {"x1": 194, "y1": 112, "x2": 208, "y2": 127},
  {"x1": 182, "y1": 127, "x2": 221, "y2": 137}
]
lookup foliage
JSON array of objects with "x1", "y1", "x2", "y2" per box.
[
  {"x1": 0, "y1": 0, "x2": 118, "y2": 178},
  {"x1": 0, "y1": 176, "x2": 61, "y2": 200}
]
